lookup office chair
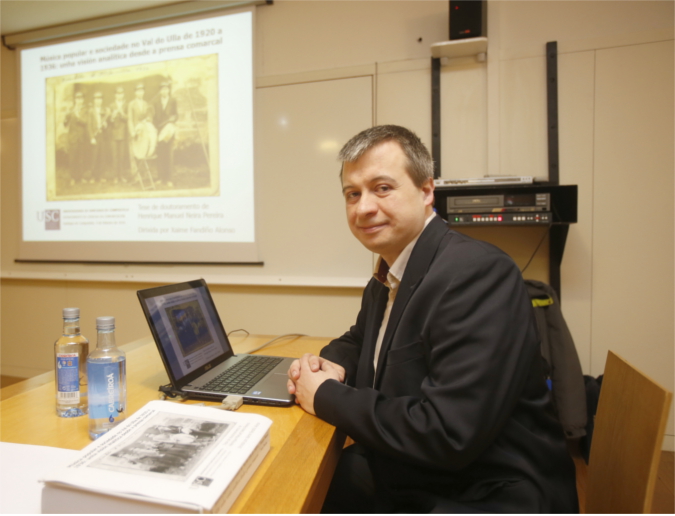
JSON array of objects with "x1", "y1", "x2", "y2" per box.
[{"x1": 585, "y1": 350, "x2": 672, "y2": 513}]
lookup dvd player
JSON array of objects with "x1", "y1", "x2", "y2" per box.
[
  {"x1": 447, "y1": 193, "x2": 550, "y2": 214},
  {"x1": 448, "y1": 212, "x2": 551, "y2": 225}
]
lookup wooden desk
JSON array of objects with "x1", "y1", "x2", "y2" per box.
[{"x1": 0, "y1": 334, "x2": 345, "y2": 513}]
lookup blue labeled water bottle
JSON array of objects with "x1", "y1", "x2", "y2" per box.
[
  {"x1": 54, "y1": 308, "x2": 89, "y2": 417},
  {"x1": 87, "y1": 316, "x2": 126, "y2": 440}
]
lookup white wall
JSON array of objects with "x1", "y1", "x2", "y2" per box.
[{"x1": 2, "y1": 0, "x2": 673, "y2": 447}]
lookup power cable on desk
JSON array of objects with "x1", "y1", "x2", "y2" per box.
[
  {"x1": 245, "y1": 333, "x2": 307, "y2": 354},
  {"x1": 227, "y1": 328, "x2": 249, "y2": 338},
  {"x1": 227, "y1": 329, "x2": 307, "y2": 353}
]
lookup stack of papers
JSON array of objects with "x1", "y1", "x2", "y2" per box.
[{"x1": 40, "y1": 401, "x2": 272, "y2": 513}]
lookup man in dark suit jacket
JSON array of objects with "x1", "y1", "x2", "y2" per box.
[
  {"x1": 109, "y1": 87, "x2": 129, "y2": 184},
  {"x1": 152, "y1": 80, "x2": 178, "y2": 187},
  {"x1": 287, "y1": 125, "x2": 578, "y2": 513},
  {"x1": 64, "y1": 91, "x2": 88, "y2": 184},
  {"x1": 87, "y1": 91, "x2": 109, "y2": 183}
]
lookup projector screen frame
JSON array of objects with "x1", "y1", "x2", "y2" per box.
[{"x1": 15, "y1": 4, "x2": 263, "y2": 266}]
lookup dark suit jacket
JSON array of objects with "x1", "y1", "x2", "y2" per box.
[
  {"x1": 65, "y1": 106, "x2": 87, "y2": 147},
  {"x1": 108, "y1": 101, "x2": 128, "y2": 141},
  {"x1": 152, "y1": 95, "x2": 178, "y2": 135},
  {"x1": 315, "y1": 216, "x2": 578, "y2": 513}
]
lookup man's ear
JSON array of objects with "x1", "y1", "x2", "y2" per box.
[{"x1": 421, "y1": 177, "x2": 435, "y2": 207}]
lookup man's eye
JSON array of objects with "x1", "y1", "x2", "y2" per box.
[
  {"x1": 345, "y1": 192, "x2": 359, "y2": 202},
  {"x1": 376, "y1": 185, "x2": 391, "y2": 194}
]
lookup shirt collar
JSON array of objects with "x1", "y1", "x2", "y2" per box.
[{"x1": 373, "y1": 212, "x2": 436, "y2": 289}]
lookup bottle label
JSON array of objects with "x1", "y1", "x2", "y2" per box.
[
  {"x1": 56, "y1": 353, "x2": 80, "y2": 403},
  {"x1": 89, "y1": 362, "x2": 123, "y2": 419}
]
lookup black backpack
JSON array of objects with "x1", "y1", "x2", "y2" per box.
[{"x1": 526, "y1": 280, "x2": 588, "y2": 439}]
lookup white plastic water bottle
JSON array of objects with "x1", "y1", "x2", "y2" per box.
[
  {"x1": 54, "y1": 308, "x2": 89, "y2": 417},
  {"x1": 87, "y1": 316, "x2": 126, "y2": 440}
]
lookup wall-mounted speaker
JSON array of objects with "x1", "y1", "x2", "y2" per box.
[{"x1": 449, "y1": 0, "x2": 487, "y2": 40}]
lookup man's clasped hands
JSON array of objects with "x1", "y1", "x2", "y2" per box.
[{"x1": 286, "y1": 354, "x2": 346, "y2": 415}]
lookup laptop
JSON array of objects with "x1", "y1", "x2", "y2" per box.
[{"x1": 137, "y1": 279, "x2": 295, "y2": 406}]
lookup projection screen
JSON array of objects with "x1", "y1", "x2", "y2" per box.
[{"x1": 17, "y1": 7, "x2": 259, "y2": 264}]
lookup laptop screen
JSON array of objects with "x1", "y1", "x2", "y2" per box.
[{"x1": 138, "y1": 280, "x2": 233, "y2": 385}]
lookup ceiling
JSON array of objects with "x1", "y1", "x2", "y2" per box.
[{"x1": 1, "y1": 1, "x2": 187, "y2": 36}]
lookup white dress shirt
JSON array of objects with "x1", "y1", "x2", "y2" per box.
[{"x1": 372, "y1": 212, "x2": 436, "y2": 377}]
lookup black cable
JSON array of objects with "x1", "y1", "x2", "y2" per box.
[{"x1": 521, "y1": 224, "x2": 552, "y2": 275}]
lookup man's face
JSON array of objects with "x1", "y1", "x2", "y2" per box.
[
  {"x1": 94, "y1": 97, "x2": 102, "y2": 107},
  {"x1": 135, "y1": 88, "x2": 144, "y2": 99},
  {"x1": 341, "y1": 140, "x2": 434, "y2": 266},
  {"x1": 116, "y1": 93, "x2": 124, "y2": 102}
]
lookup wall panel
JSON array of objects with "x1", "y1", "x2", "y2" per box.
[
  {"x1": 0, "y1": 278, "x2": 363, "y2": 378},
  {"x1": 591, "y1": 40, "x2": 674, "y2": 441},
  {"x1": 376, "y1": 65, "x2": 432, "y2": 148},
  {"x1": 255, "y1": 76, "x2": 374, "y2": 280},
  {"x1": 256, "y1": 1, "x2": 447, "y2": 77},
  {"x1": 498, "y1": 1, "x2": 674, "y2": 57},
  {"x1": 499, "y1": 56, "x2": 548, "y2": 179},
  {"x1": 441, "y1": 59, "x2": 487, "y2": 179},
  {"x1": 558, "y1": 50, "x2": 596, "y2": 373}
]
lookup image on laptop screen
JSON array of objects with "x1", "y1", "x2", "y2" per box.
[{"x1": 142, "y1": 282, "x2": 232, "y2": 384}]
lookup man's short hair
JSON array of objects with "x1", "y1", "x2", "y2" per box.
[{"x1": 338, "y1": 125, "x2": 434, "y2": 187}]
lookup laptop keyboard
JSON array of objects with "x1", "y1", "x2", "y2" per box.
[{"x1": 202, "y1": 356, "x2": 284, "y2": 395}]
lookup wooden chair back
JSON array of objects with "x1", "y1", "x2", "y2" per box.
[{"x1": 586, "y1": 351, "x2": 672, "y2": 513}]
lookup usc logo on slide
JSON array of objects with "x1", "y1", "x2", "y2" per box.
[{"x1": 38, "y1": 210, "x2": 60, "y2": 230}]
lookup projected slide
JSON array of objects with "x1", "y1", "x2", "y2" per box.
[
  {"x1": 20, "y1": 10, "x2": 256, "y2": 260},
  {"x1": 46, "y1": 54, "x2": 219, "y2": 201}
]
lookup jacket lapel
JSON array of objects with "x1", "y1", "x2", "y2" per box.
[
  {"x1": 356, "y1": 281, "x2": 389, "y2": 388},
  {"x1": 374, "y1": 216, "x2": 449, "y2": 387}
]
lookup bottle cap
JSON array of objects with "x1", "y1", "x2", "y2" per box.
[
  {"x1": 63, "y1": 307, "x2": 80, "y2": 319},
  {"x1": 96, "y1": 316, "x2": 115, "y2": 330}
]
